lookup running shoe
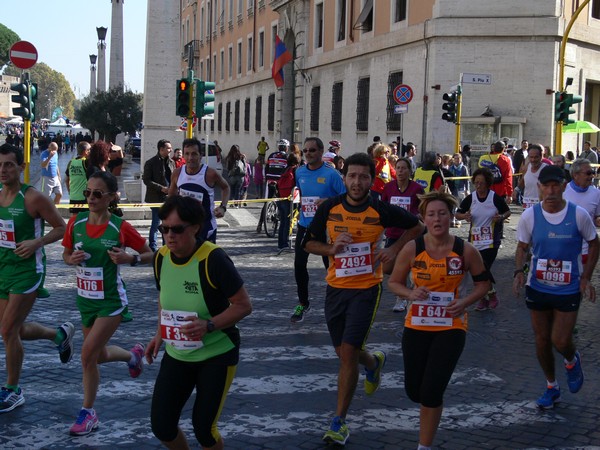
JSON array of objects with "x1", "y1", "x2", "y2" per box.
[
  {"x1": 69, "y1": 409, "x2": 99, "y2": 436},
  {"x1": 128, "y1": 343, "x2": 145, "y2": 378},
  {"x1": 57, "y1": 322, "x2": 75, "y2": 364},
  {"x1": 474, "y1": 297, "x2": 489, "y2": 311},
  {"x1": 0, "y1": 387, "x2": 24, "y2": 413},
  {"x1": 322, "y1": 416, "x2": 350, "y2": 445},
  {"x1": 488, "y1": 291, "x2": 499, "y2": 310},
  {"x1": 393, "y1": 297, "x2": 408, "y2": 313},
  {"x1": 566, "y1": 351, "x2": 584, "y2": 393},
  {"x1": 290, "y1": 303, "x2": 310, "y2": 323},
  {"x1": 364, "y1": 351, "x2": 386, "y2": 395},
  {"x1": 536, "y1": 386, "x2": 561, "y2": 409}
]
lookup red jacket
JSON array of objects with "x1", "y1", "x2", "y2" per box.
[{"x1": 491, "y1": 153, "x2": 513, "y2": 197}]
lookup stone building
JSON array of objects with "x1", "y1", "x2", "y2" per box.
[{"x1": 179, "y1": 0, "x2": 600, "y2": 159}]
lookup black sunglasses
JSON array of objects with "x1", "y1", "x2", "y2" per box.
[
  {"x1": 158, "y1": 224, "x2": 193, "y2": 234},
  {"x1": 83, "y1": 189, "x2": 112, "y2": 199}
]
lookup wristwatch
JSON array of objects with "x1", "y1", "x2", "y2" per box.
[
  {"x1": 206, "y1": 320, "x2": 216, "y2": 333},
  {"x1": 130, "y1": 254, "x2": 141, "y2": 267}
]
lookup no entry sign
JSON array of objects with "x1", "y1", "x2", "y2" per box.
[{"x1": 10, "y1": 41, "x2": 38, "y2": 70}]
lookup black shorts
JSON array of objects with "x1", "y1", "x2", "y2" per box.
[
  {"x1": 69, "y1": 199, "x2": 88, "y2": 214},
  {"x1": 525, "y1": 286, "x2": 581, "y2": 312},
  {"x1": 324, "y1": 284, "x2": 381, "y2": 349}
]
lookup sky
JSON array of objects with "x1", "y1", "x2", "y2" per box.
[{"x1": 3, "y1": 0, "x2": 148, "y2": 98}]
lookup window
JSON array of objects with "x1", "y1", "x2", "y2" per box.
[
  {"x1": 354, "y1": 0, "x2": 373, "y2": 32},
  {"x1": 238, "y1": 0, "x2": 243, "y2": 19},
  {"x1": 220, "y1": 0, "x2": 225, "y2": 27},
  {"x1": 206, "y1": 1, "x2": 211, "y2": 37},
  {"x1": 237, "y1": 41, "x2": 243, "y2": 75},
  {"x1": 206, "y1": 57, "x2": 210, "y2": 81},
  {"x1": 220, "y1": 50, "x2": 224, "y2": 81},
  {"x1": 315, "y1": 3, "x2": 324, "y2": 48},
  {"x1": 593, "y1": 0, "x2": 600, "y2": 19},
  {"x1": 200, "y1": 6, "x2": 205, "y2": 40},
  {"x1": 248, "y1": 0, "x2": 255, "y2": 16},
  {"x1": 310, "y1": 86, "x2": 321, "y2": 131},
  {"x1": 213, "y1": 0, "x2": 219, "y2": 32},
  {"x1": 200, "y1": 61, "x2": 204, "y2": 80},
  {"x1": 247, "y1": 36, "x2": 253, "y2": 71},
  {"x1": 337, "y1": 0, "x2": 346, "y2": 42},
  {"x1": 244, "y1": 98, "x2": 251, "y2": 131},
  {"x1": 271, "y1": 24, "x2": 278, "y2": 63},
  {"x1": 213, "y1": 54, "x2": 217, "y2": 80},
  {"x1": 258, "y1": 30, "x2": 265, "y2": 68},
  {"x1": 255, "y1": 96, "x2": 262, "y2": 131},
  {"x1": 331, "y1": 82, "x2": 343, "y2": 132},
  {"x1": 394, "y1": 0, "x2": 407, "y2": 23},
  {"x1": 229, "y1": 0, "x2": 233, "y2": 22},
  {"x1": 268, "y1": 93, "x2": 275, "y2": 131},
  {"x1": 226, "y1": 101, "x2": 231, "y2": 131},
  {"x1": 210, "y1": 117, "x2": 214, "y2": 132},
  {"x1": 356, "y1": 77, "x2": 370, "y2": 131},
  {"x1": 228, "y1": 46, "x2": 233, "y2": 78},
  {"x1": 386, "y1": 71, "x2": 403, "y2": 131},
  {"x1": 234, "y1": 99, "x2": 240, "y2": 131},
  {"x1": 218, "y1": 102, "x2": 223, "y2": 132}
]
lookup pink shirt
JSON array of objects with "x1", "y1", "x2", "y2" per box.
[{"x1": 381, "y1": 180, "x2": 424, "y2": 239}]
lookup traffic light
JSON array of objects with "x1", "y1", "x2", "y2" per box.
[
  {"x1": 442, "y1": 92, "x2": 458, "y2": 123},
  {"x1": 554, "y1": 91, "x2": 583, "y2": 124},
  {"x1": 10, "y1": 81, "x2": 30, "y2": 119},
  {"x1": 176, "y1": 78, "x2": 192, "y2": 117},
  {"x1": 196, "y1": 80, "x2": 215, "y2": 118},
  {"x1": 30, "y1": 83, "x2": 38, "y2": 122}
]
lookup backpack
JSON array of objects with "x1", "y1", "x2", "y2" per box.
[
  {"x1": 230, "y1": 159, "x2": 245, "y2": 178},
  {"x1": 479, "y1": 155, "x2": 503, "y2": 184}
]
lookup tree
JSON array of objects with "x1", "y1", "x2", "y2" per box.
[
  {"x1": 0, "y1": 23, "x2": 20, "y2": 69},
  {"x1": 76, "y1": 87, "x2": 143, "y2": 142},
  {"x1": 4, "y1": 62, "x2": 76, "y2": 119}
]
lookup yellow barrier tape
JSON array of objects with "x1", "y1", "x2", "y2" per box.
[{"x1": 55, "y1": 197, "x2": 289, "y2": 209}]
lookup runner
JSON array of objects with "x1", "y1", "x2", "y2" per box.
[
  {"x1": 0, "y1": 143, "x2": 72, "y2": 414},
  {"x1": 146, "y1": 195, "x2": 252, "y2": 449},
  {"x1": 513, "y1": 165, "x2": 598, "y2": 409},
  {"x1": 290, "y1": 137, "x2": 345, "y2": 323},
  {"x1": 168, "y1": 138, "x2": 230, "y2": 243},
  {"x1": 514, "y1": 144, "x2": 547, "y2": 209},
  {"x1": 62, "y1": 171, "x2": 154, "y2": 435},
  {"x1": 303, "y1": 152, "x2": 424, "y2": 445},
  {"x1": 65, "y1": 141, "x2": 91, "y2": 215},
  {"x1": 388, "y1": 191, "x2": 489, "y2": 450}
]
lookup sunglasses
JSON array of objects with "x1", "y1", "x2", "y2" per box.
[
  {"x1": 303, "y1": 148, "x2": 318, "y2": 153},
  {"x1": 83, "y1": 189, "x2": 112, "y2": 199},
  {"x1": 158, "y1": 224, "x2": 193, "y2": 234}
]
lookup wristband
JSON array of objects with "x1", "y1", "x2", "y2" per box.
[
  {"x1": 130, "y1": 254, "x2": 141, "y2": 267},
  {"x1": 219, "y1": 203, "x2": 227, "y2": 212},
  {"x1": 513, "y1": 269, "x2": 524, "y2": 277}
]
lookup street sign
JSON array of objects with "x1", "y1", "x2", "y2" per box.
[
  {"x1": 394, "y1": 104, "x2": 408, "y2": 114},
  {"x1": 9, "y1": 41, "x2": 38, "y2": 69},
  {"x1": 393, "y1": 84, "x2": 413, "y2": 105},
  {"x1": 179, "y1": 114, "x2": 198, "y2": 130},
  {"x1": 462, "y1": 73, "x2": 492, "y2": 85}
]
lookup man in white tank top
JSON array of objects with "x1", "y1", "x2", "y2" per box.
[
  {"x1": 168, "y1": 138, "x2": 230, "y2": 243},
  {"x1": 514, "y1": 144, "x2": 546, "y2": 209}
]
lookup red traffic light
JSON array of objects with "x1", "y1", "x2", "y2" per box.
[{"x1": 179, "y1": 79, "x2": 190, "y2": 91}]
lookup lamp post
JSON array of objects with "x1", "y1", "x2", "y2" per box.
[
  {"x1": 96, "y1": 26, "x2": 108, "y2": 92},
  {"x1": 89, "y1": 54, "x2": 97, "y2": 95}
]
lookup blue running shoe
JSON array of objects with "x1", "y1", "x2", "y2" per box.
[
  {"x1": 536, "y1": 386, "x2": 561, "y2": 409},
  {"x1": 0, "y1": 387, "x2": 24, "y2": 413},
  {"x1": 322, "y1": 416, "x2": 349, "y2": 445},
  {"x1": 566, "y1": 351, "x2": 584, "y2": 393}
]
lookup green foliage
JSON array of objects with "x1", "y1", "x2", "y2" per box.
[
  {"x1": 0, "y1": 23, "x2": 20, "y2": 69},
  {"x1": 76, "y1": 87, "x2": 143, "y2": 142},
  {"x1": 4, "y1": 62, "x2": 76, "y2": 119}
]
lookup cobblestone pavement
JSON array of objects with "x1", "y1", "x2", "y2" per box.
[{"x1": 1, "y1": 151, "x2": 600, "y2": 448}]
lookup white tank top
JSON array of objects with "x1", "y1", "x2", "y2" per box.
[
  {"x1": 176, "y1": 164, "x2": 217, "y2": 240},
  {"x1": 523, "y1": 163, "x2": 548, "y2": 204}
]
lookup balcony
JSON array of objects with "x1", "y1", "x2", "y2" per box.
[{"x1": 183, "y1": 40, "x2": 200, "y2": 61}]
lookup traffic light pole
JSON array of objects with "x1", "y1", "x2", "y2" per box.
[
  {"x1": 186, "y1": 69, "x2": 194, "y2": 139},
  {"x1": 455, "y1": 85, "x2": 462, "y2": 154},
  {"x1": 23, "y1": 119, "x2": 31, "y2": 183},
  {"x1": 556, "y1": 0, "x2": 590, "y2": 155}
]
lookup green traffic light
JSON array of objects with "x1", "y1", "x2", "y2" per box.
[{"x1": 196, "y1": 80, "x2": 216, "y2": 118}]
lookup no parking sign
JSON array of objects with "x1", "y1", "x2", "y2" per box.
[{"x1": 393, "y1": 84, "x2": 413, "y2": 105}]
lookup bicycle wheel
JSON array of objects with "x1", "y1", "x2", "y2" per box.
[{"x1": 264, "y1": 201, "x2": 279, "y2": 238}]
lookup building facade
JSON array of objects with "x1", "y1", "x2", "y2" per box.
[{"x1": 180, "y1": 0, "x2": 600, "y2": 159}]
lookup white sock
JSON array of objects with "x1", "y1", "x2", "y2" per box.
[
  {"x1": 418, "y1": 445, "x2": 431, "y2": 450},
  {"x1": 547, "y1": 380, "x2": 559, "y2": 388},
  {"x1": 82, "y1": 407, "x2": 95, "y2": 415}
]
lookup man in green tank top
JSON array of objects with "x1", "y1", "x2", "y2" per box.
[
  {"x1": 0, "y1": 143, "x2": 74, "y2": 414},
  {"x1": 65, "y1": 141, "x2": 91, "y2": 215}
]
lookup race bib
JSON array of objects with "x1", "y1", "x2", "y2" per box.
[
  {"x1": 411, "y1": 291, "x2": 454, "y2": 327},
  {"x1": 0, "y1": 219, "x2": 16, "y2": 249},
  {"x1": 179, "y1": 188, "x2": 204, "y2": 202},
  {"x1": 471, "y1": 226, "x2": 493, "y2": 247},
  {"x1": 334, "y1": 243, "x2": 373, "y2": 278},
  {"x1": 160, "y1": 309, "x2": 204, "y2": 350},
  {"x1": 522, "y1": 197, "x2": 540, "y2": 209},
  {"x1": 535, "y1": 259, "x2": 572, "y2": 286},
  {"x1": 390, "y1": 196, "x2": 411, "y2": 210},
  {"x1": 76, "y1": 266, "x2": 104, "y2": 300},
  {"x1": 301, "y1": 196, "x2": 319, "y2": 218}
]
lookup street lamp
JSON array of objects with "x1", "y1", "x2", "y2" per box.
[
  {"x1": 96, "y1": 26, "x2": 108, "y2": 92},
  {"x1": 89, "y1": 54, "x2": 97, "y2": 94}
]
